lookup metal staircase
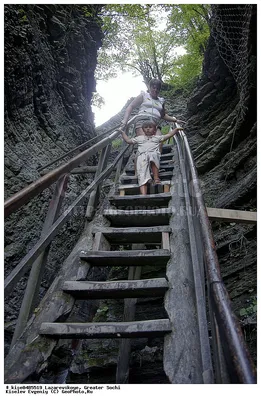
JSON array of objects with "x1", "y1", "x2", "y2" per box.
[{"x1": 4, "y1": 118, "x2": 256, "y2": 384}]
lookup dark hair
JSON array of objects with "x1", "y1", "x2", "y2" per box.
[
  {"x1": 142, "y1": 121, "x2": 157, "y2": 129},
  {"x1": 149, "y1": 78, "x2": 162, "y2": 90}
]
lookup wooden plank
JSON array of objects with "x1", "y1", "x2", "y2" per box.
[
  {"x1": 108, "y1": 193, "x2": 171, "y2": 208},
  {"x1": 92, "y1": 226, "x2": 171, "y2": 244},
  {"x1": 40, "y1": 319, "x2": 172, "y2": 339},
  {"x1": 118, "y1": 181, "x2": 172, "y2": 195},
  {"x1": 116, "y1": 258, "x2": 142, "y2": 384},
  {"x1": 118, "y1": 181, "x2": 172, "y2": 191},
  {"x1": 80, "y1": 249, "x2": 170, "y2": 266},
  {"x1": 63, "y1": 278, "x2": 168, "y2": 299},
  {"x1": 164, "y1": 184, "x2": 170, "y2": 193},
  {"x1": 125, "y1": 164, "x2": 173, "y2": 175},
  {"x1": 164, "y1": 150, "x2": 207, "y2": 383},
  {"x1": 160, "y1": 159, "x2": 175, "y2": 165},
  {"x1": 159, "y1": 165, "x2": 174, "y2": 171},
  {"x1": 92, "y1": 232, "x2": 110, "y2": 251},
  {"x1": 86, "y1": 143, "x2": 112, "y2": 220},
  {"x1": 104, "y1": 207, "x2": 172, "y2": 216},
  {"x1": 161, "y1": 232, "x2": 170, "y2": 250},
  {"x1": 93, "y1": 225, "x2": 171, "y2": 234},
  {"x1": 160, "y1": 153, "x2": 174, "y2": 160},
  {"x1": 104, "y1": 207, "x2": 173, "y2": 226},
  {"x1": 121, "y1": 171, "x2": 173, "y2": 184},
  {"x1": 161, "y1": 144, "x2": 173, "y2": 154},
  {"x1": 10, "y1": 174, "x2": 69, "y2": 348},
  {"x1": 114, "y1": 142, "x2": 128, "y2": 184},
  {"x1": 4, "y1": 239, "x2": 92, "y2": 384},
  {"x1": 207, "y1": 207, "x2": 257, "y2": 224}
]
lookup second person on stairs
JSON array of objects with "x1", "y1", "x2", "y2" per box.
[
  {"x1": 120, "y1": 121, "x2": 183, "y2": 195},
  {"x1": 121, "y1": 78, "x2": 186, "y2": 137}
]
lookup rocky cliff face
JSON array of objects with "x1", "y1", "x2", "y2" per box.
[
  {"x1": 185, "y1": 5, "x2": 257, "y2": 362},
  {"x1": 4, "y1": 4, "x2": 103, "y2": 342},
  {"x1": 4, "y1": 4, "x2": 256, "y2": 382}
]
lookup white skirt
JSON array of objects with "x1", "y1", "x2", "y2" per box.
[{"x1": 136, "y1": 151, "x2": 160, "y2": 186}]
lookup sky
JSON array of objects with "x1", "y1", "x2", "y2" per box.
[
  {"x1": 92, "y1": 72, "x2": 147, "y2": 127},
  {"x1": 92, "y1": 44, "x2": 187, "y2": 127},
  {"x1": 91, "y1": 4, "x2": 178, "y2": 127}
]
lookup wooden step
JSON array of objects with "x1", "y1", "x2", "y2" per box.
[
  {"x1": 125, "y1": 164, "x2": 174, "y2": 175},
  {"x1": 63, "y1": 278, "x2": 169, "y2": 299},
  {"x1": 118, "y1": 181, "x2": 172, "y2": 195},
  {"x1": 40, "y1": 319, "x2": 172, "y2": 339},
  {"x1": 160, "y1": 159, "x2": 174, "y2": 165},
  {"x1": 104, "y1": 208, "x2": 172, "y2": 226},
  {"x1": 161, "y1": 144, "x2": 173, "y2": 154},
  {"x1": 92, "y1": 226, "x2": 171, "y2": 244},
  {"x1": 121, "y1": 171, "x2": 173, "y2": 184},
  {"x1": 108, "y1": 193, "x2": 171, "y2": 208},
  {"x1": 160, "y1": 152, "x2": 174, "y2": 160},
  {"x1": 80, "y1": 249, "x2": 170, "y2": 266}
]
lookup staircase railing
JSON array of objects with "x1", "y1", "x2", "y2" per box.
[
  {"x1": 174, "y1": 129, "x2": 256, "y2": 383},
  {"x1": 5, "y1": 117, "x2": 256, "y2": 383},
  {"x1": 5, "y1": 117, "x2": 135, "y2": 348}
]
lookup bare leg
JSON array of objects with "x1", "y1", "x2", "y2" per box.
[
  {"x1": 140, "y1": 184, "x2": 147, "y2": 195},
  {"x1": 150, "y1": 162, "x2": 160, "y2": 183}
]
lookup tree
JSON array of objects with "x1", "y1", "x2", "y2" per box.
[{"x1": 94, "y1": 4, "x2": 211, "y2": 90}]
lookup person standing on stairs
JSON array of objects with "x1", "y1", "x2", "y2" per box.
[
  {"x1": 120, "y1": 121, "x2": 183, "y2": 195},
  {"x1": 121, "y1": 78, "x2": 186, "y2": 137}
]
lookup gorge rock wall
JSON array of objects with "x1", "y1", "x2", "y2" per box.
[
  {"x1": 169, "y1": 4, "x2": 257, "y2": 363},
  {"x1": 4, "y1": 4, "x2": 256, "y2": 382},
  {"x1": 4, "y1": 4, "x2": 103, "y2": 341},
  {"x1": 188, "y1": 3, "x2": 256, "y2": 331}
]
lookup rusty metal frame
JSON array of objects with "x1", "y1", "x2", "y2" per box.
[{"x1": 176, "y1": 130, "x2": 256, "y2": 383}]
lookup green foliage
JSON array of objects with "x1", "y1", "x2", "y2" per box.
[
  {"x1": 18, "y1": 8, "x2": 28, "y2": 23},
  {"x1": 93, "y1": 305, "x2": 109, "y2": 322},
  {"x1": 168, "y1": 52, "x2": 203, "y2": 91},
  {"x1": 95, "y1": 4, "x2": 211, "y2": 90},
  {"x1": 239, "y1": 297, "x2": 257, "y2": 318},
  {"x1": 91, "y1": 92, "x2": 105, "y2": 109},
  {"x1": 160, "y1": 125, "x2": 170, "y2": 135},
  {"x1": 112, "y1": 138, "x2": 123, "y2": 150}
]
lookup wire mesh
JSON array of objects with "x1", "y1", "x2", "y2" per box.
[{"x1": 211, "y1": 5, "x2": 253, "y2": 120}]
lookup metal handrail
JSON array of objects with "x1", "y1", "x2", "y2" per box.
[
  {"x1": 5, "y1": 119, "x2": 135, "y2": 289},
  {"x1": 37, "y1": 123, "x2": 122, "y2": 173},
  {"x1": 5, "y1": 117, "x2": 136, "y2": 349},
  {"x1": 175, "y1": 130, "x2": 256, "y2": 383},
  {"x1": 4, "y1": 117, "x2": 136, "y2": 218}
]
